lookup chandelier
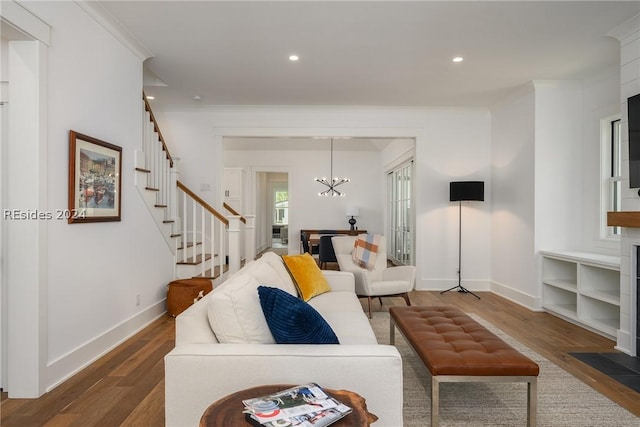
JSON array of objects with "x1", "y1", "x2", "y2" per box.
[{"x1": 315, "y1": 138, "x2": 350, "y2": 197}]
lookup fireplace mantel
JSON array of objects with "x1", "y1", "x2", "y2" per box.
[{"x1": 607, "y1": 211, "x2": 640, "y2": 228}]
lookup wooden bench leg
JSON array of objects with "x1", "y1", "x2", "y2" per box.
[
  {"x1": 528, "y1": 377, "x2": 537, "y2": 427},
  {"x1": 431, "y1": 376, "x2": 440, "y2": 427}
]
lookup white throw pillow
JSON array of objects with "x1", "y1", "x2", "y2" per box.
[
  {"x1": 242, "y1": 258, "x2": 290, "y2": 292},
  {"x1": 207, "y1": 273, "x2": 275, "y2": 344},
  {"x1": 257, "y1": 252, "x2": 298, "y2": 296}
]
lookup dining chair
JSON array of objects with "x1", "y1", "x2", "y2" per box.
[
  {"x1": 300, "y1": 232, "x2": 319, "y2": 261},
  {"x1": 318, "y1": 235, "x2": 337, "y2": 269}
]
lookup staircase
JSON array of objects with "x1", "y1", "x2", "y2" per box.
[{"x1": 134, "y1": 93, "x2": 255, "y2": 283}]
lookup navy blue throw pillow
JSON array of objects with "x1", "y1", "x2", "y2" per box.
[{"x1": 258, "y1": 286, "x2": 339, "y2": 344}]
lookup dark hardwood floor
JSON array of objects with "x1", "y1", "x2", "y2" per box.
[{"x1": 2, "y1": 291, "x2": 639, "y2": 426}]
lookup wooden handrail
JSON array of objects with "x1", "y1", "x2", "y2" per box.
[
  {"x1": 177, "y1": 181, "x2": 229, "y2": 225},
  {"x1": 223, "y1": 202, "x2": 247, "y2": 224},
  {"x1": 143, "y1": 92, "x2": 174, "y2": 167}
]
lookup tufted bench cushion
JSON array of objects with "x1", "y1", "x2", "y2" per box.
[
  {"x1": 389, "y1": 305, "x2": 539, "y2": 426},
  {"x1": 389, "y1": 305, "x2": 539, "y2": 377}
]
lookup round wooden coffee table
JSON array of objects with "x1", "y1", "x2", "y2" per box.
[{"x1": 199, "y1": 384, "x2": 378, "y2": 426}]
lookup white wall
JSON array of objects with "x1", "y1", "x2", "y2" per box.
[
  {"x1": 5, "y1": 2, "x2": 174, "y2": 396},
  {"x1": 490, "y1": 85, "x2": 537, "y2": 305},
  {"x1": 490, "y1": 76, "x2": 618, "y2": 308},
  {"x1": 490, "y1": 66, "x2": 624, "y2": 309},
  {"x1": 157, "y1": 106, "x2": 493, "y2": 291},
  {"x1": 534, "y1": 80, "x2": 583, "y2": 253},
  {"x1": 381, "y1": 139, "x2": 415, "y2": 171},
  {"x1": 415, "y1": 110, "x2": 492, "y2": 291},
  {"x1": 225, "y1": 147, "x2": 385, "y2": 254},
  {"x1": 0, "y1": 37, "x2": 7, "y2": 77},
  {"x1": 153, "y1": 109, "x2": 222, "y2": 209},
  {"x1": 580, "y1": 65, "x2": 623, "y2": 255}
]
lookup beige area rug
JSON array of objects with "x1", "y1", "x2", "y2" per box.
[{"x1": 369, "y1": 312, "x2": 639, "y2": 426}]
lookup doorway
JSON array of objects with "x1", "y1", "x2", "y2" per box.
[
  {"x1": 1, "y1": 31, "x2": 49, "y2": 398},
  {"x1": 387, "y1": 158, "x2": 415, "y2": 266},
  {"x1": 0, "y1": 41, "x2": 7, "y2": 391},
  {"x1": 256, "y1": 172, "x2": 288, "y2": 256}
]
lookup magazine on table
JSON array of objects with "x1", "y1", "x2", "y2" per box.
[{"x1": 242, "y1": 383, "x2": 352, "y2": 427}]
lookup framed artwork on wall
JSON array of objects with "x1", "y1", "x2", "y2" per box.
[{"x1": 68, "y1": 130, "x2": 122, "y2": 223}]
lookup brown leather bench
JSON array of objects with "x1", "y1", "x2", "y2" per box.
[{"x1": 389, "y1": 306, "x2": 539, "y2": 427}]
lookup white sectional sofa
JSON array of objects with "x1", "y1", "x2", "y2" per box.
[{"x1": 164, "y1": 251, "x2": 403, "y2": 426}]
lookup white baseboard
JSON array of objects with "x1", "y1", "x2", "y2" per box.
[
  {"x1": 615, "y1": 329, "x2": 634, "y2": 356},
  {"x1": 416, "y1": 278, "x2": 541, "y2": 312},
  {"x1": 489, "y1": 280, "x2": 542, "y2": 311},
  {"x1": 45, "y1": 300, "x2": 166, "y2": 392},
  {"x1": 416, "y1": 278, "x2": 490, "y2": 292}
]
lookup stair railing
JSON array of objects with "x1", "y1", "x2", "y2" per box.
[
  {"x1": 223, "y1": 203, "x2": 256, "y2": 263},
  {"x1": 139, "y1": 93, "x2": 250, "y2": 279},
  {"x1": 177, "y1": 181, "x2": 233, "y2": 278},
  {"x1": 142, "y1": 95, "x2": 173, "y2": 210}
]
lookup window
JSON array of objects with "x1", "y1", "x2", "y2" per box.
[
  {"x1": 274, "y1": 190, "x2": 288, "y2": 225},
  {"x1": 602, "y1": 116, "x2": 622, "y2": 238},
  {"x1": 387, "y1": 160, "x2": 414, "y2": 265}
]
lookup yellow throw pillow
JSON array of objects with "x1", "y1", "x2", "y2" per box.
[{"x1": 282, "y1": 253, "x2": 331, "y2": 301}]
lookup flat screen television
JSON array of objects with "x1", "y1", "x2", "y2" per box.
[{"x1": 629, "y1": 93, "x2": 640, "y2": 188}]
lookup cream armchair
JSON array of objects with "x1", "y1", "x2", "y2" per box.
[{"x1": 331, "y1": 235, "x2": 415, "y2": 318}]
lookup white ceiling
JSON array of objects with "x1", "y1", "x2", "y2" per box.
[{"x1": 96, "y1": 1, "x2": 640, "y2": 109}]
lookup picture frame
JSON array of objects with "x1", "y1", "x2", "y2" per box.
[{"x1": 68, "y1": 130, "x2": 122, "y2": 224}]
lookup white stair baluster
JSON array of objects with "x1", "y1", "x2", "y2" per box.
[
  {"x1": 200, "y1": 208, "x2": 205, "y2": 277},
  {"x1": 211, "y1": 213, "x2": 215, "y2": 280},
  {"x1": 181, "y1": 191, "x2": 187, "y2": 263},
  {"x1": 245, "y1": 215, "x2": 256, "y2": 262},
  {"x1": 219, "y1": 221, "x2": 225, "y2": 279},
  {"x1": 192, "y1": 199, "x2": 197, "y2": 263},
  {"x1": 227, "y1": 216, "x2": 241, "y2": 274}
]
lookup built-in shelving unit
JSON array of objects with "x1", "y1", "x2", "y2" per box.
[{"x1": 540, "y1": 250, "x2": 620, "y2": 339}]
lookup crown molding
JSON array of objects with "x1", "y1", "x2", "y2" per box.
[
  {"x1": 1, "y1": 0, "x2": 51, "y2": 44},
  {"x1": 74, "y1": 0, "x2": 153, "y2": 61},
  {"x1": 606, "y1": 13, "x2": 640, "y2": 42}
]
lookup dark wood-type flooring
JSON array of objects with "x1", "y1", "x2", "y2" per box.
[{"x1": 2, "y1": 290, "x2": 639, "y2": 426}]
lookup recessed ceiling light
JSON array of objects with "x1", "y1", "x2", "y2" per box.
[
  {"x1": 193, "y1": 95, "x2": 201, "y2": 101},
  {"x1": 452, "y1": 57, "x2": 464, "y2": 63},
  {"x1": 146, "y1": 95, "x2": 155, "y2": 100},
  {"x1": 289, "y1": 54, "x2": 299, "y2": 62}
]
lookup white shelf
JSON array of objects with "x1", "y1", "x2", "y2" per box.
[
  {"x1": 580, "y1": 289, "x2": 620, "y2": 306},
  {"x1": 543, "y1": 278, "x2": 577, "y2": 292},
  {"x1": 541, "y1": 250, "x2": 620, "y2": 339},
  {"x1": 539, "y1": 250, "x2": 620, "y2": 269}
]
